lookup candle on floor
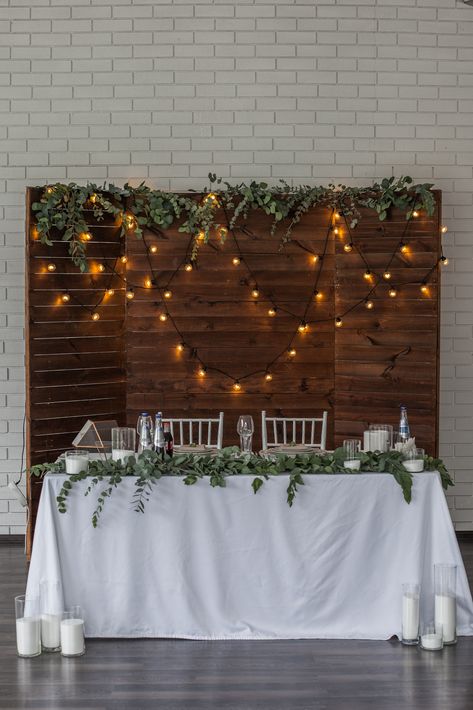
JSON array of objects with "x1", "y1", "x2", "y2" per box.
[
  {"x1": 401, "y1": 585, "x2": 420, "y2": 645},
  {"x1": 435, "y1": 594, "x2": 456, "y2": 644},
  {"x1": 41, "y1": 613, "x2": 61, "y2": 651},
  {"x1": 61, "y1": 610, "x2": 85, "y2": 657},
  {"x1": 16, "y1": 617, "x2": 41, "y2": 657},
  {"x1": 420, "y1": 631, "x2": 443, "y2": 651}
]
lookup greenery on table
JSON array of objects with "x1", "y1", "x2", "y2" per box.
[
  {"x1": 32, "y1": 175, "x2": 435, "y2": 271},
  {"x1": 29, "y1": 447, "x2": 453, "y2": 529}
]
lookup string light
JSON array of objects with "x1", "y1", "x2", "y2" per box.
[
  {"x1": 288, "y1": 348, "x2": 296, "y2": 358},
  {"x1": 388, "y1": 287, "x2": 397, "y2": 298},
  {"x1": 81, "y1": 232, "x2": 93, "y2": 242},
  {"x1": 126, "y1": 288, "x2": 135, "y2": 300},
  {"x1": 91, "y1": 312, "x2": 100, "y2": 321},
  {"x1": 198, "y1": 366, "x2": 207, "y2": 377},
  {"x1": 440, "y1": 255, "x2": 449, "y2": 266},
  {"x1": 120, "y1": 255, "x2": 128, "y2": 264},
  {"x1": 312, "y1": 254, "x2": 319, "y2": 264},
  {"x1": 149, "y1": 245, "x2": 158, "y2": 254},
  {"x1": 46, "y1": 186, "x2": 54, "y2": 195},
  {"x1": 335, "y1": 317, "x2": 343, "y2": 327},
  {"x1": 164, "y1": 290, "x2": 172, "y2": 299},
  {"x1": 441, "y1": 225, "x2": 448, "y2": 234},
  {"x1": 251, "y1": 287, "x2": 259, "y2": 298},
  {"x1": 97, "y1": 263, "x2": 106, "y2": 273},
  {"x1": 265, "y1": 372, "x2": 273, "y2": 382},
  {"x1": 268, "y1": 307, "x2": 276, "y2": 317},
  {"x1": 383, "y1": 271, "x2": 391, "y2": 280},
  {"x1": 184, "y1": 262, "x2": 193, "y2": 272},
  {"x1": 47, "y1": 263, "x2": 56, "y2": 272},
  {"x1": 232, "y1": 256, "x2": 241, "y2": 266},
  {"x1": 89, "y1": 193, "x2": 98, "y2": 205},
  {"x1": 363, "y1": 269, "x2": 372, "y2": 281},
  {"x1": 159, "y1": 313, "x2": 168, "y2": 322},
  {"x1": 197, "y1": 230, "x2": 205, "y2": 242},
  {"x1": 365, "y1": 299, "x2": 374, "y2": 310},
  {"x1": 124, "y1": 212, "x2": 137, "y2": 231},
  {"x1": 203, "y1": 192, "x2": 219, "y2": 208},
  {"x1": 420, "y1": 282, "x2": 428, "y2": 294},
  {"x1": 106, "y1": 288, "x2": 114, "y2": 296},
  {"x1": 61, "y1": 293, "x2": 70, "y2": 303},
  {"x1": 314, "y1": 290, "x2": 323, "y2": 300},
  {"x1": 344, "y1": 243, "x2": 353, "y2": 253},
  {"x1": 333, "y1": 227, "x2": 340, "y2": 236},
  {"x1": 144, "y1": 277, "x2": 153, "y2": 288},
  {"x1": 298, "y1": 322, "x2": 308, "y2": 333},
  {"x1": 217, "y1": 225, "x2": 228, "y2": 240},
  {"x1": 412, "y1": 210, "x2": 420, "y2": 218},
  {"x1": 233, "y1": 381, "x2": 241, "y2": 392},
  {"x1": 177, "y1": 342, "x2": 185, "y2": 353},
  {"x1": 400, "y1": 242, "x2": 408, "y2": 254},
  {"x1": 334, "y1": 212, "x2": 341, "y2": 219}
]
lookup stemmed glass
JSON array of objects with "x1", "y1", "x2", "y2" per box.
[{"x1": 237, "y1": 415, "x2": 254, "y2": 453}]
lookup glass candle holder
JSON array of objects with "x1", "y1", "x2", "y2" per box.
[
  {"x1": 15, "y1": 595, "x2": 41, "y2": 658},
  {"x1": 64, "y1": 450, "x2": 89, "y2": 475},
  {"x1": 402, "y1": 448, "x2": 425, "y2": 473},
  {"x1": 434, "y1": 563, "x2": 457, "y2": 645},
  {"x1": 401, "y1": 583, "x2": 420, "y2": 645},
  {"x1": 111, "y1": 427, "x2": 136, "y2": 462},
  {"x1": 343, "y1": 439, "x2": 361, "y2": 470},
  {"x1": 367, "y1": 424, "x2": 393, "y2": 452},
  {"x1": 40, "y1": 581, "x2": 63, "y2": 652},
  {"x1": 60, "y1": 606, "x2": 85, "y2": 657},
  {"x1": 420, "y1": 621, "x2": 443, "y2": 651}
]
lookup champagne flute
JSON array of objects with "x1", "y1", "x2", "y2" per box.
[{"x1": 237, "y1": 415, "x2": 254, "y2": 453}]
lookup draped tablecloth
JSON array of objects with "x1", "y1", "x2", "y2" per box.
[{"x1": 26, "y1": 471, "x2": 473, "y2": 640}]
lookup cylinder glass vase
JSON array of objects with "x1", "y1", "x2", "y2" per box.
[
  {"x1": 40, "y1": 581, "x2": 63, "y2": 652},
  {"x1": 15, "y1": 595, "x2": 41, "y2": 658},
  {"x1": 434, "y1": 563, "x2": 457, "y2": 645},
  {"x1": 401, "y1": 583, "x2": 420, "y2": 645},
  {"x1": 60, "y1": 606, "x2": 85, "y2": 657},
  {"x1": 111, "y1": 427, "x2": 136, "y2": 463}
]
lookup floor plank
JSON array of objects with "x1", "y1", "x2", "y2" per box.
[{"x1": 1, "y1": 541, "x2": 473, "y2": 710}]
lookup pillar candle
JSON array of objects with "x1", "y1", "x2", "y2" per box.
[
  {"x1": 435, "y1": 594, "x2": 456, "y2": 643},
  {"x1": 344, "y1": 460, "x2": 361, "y2": 471},
  {"x1": 402, "y1": 593, "x2": 419, "y2": 641},
  {"x1": 421, "y1": 633, "x2": 443, "y2": 651},
  {"x1": 16, "y1": 617, "x2": 41, "y2": 657},
  {"x1": 41, "y1": 613, "x2": 61, "y2": 650},
  {"x1": 65, "y1": 456, "x2": 89, "y2": 474},
  {"x1": 403, "y1": 459, "x2": 424, "y2": 473},
  {"x1": 60, "y1": 618, "x2": 85, "y2": 656},
  {"x1": 111, "y1": 449, "x2": 135, "y2": 462}
]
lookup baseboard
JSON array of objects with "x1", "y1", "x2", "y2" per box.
[
  {"x1": 457, "y1": 531, "x2": 473, "y2": 541},
  {"x1": 0, "y1": 535, "x2": 24, "y2": 545}
]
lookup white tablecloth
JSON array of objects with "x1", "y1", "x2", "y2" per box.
[{"x1": 27, "y1": 472, "x2": 473, "y2": 640}]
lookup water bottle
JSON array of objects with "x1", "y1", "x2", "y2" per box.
[
  {"x1": 399, "y1": 405, "x2": 410, "y2": 442},
  {"x1": 154, "y1": 412, "x2": 165, "y2": 458},
  {"x1": 136, "y1": 412, "x2": 154, "y2": 455}
]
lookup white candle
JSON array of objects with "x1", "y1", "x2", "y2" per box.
[
  {"x1": 402, "y1": 593, "x2": 419, "y2": 641},
  {"x1": 60, "y1": 618, "x2": 85, "y2": 656},
  {"x1": 112, "y1": 449, "x2": 135, "y2": 462},
  {"x1": 41, "y1": 613, "x2": 61, "y2": 650},
  {"x1": 344, "y1": 459, "x2": 361, "y2": 471},
  {"x1": 363, "y1": 431, "x2": 371, "y2": 452},
  {"x1": 65, "y1": 456, "x2": 89, "y2": 474},
  {"x1": 421, "y1": 633, "x2": 443, "y2": 651},
  {"x1": 16, "y1": 617, "x2": 41, "y2": 657},
  {"x1": 435, "y1": 594, "x2": 456, "y2": 643},
  {"x1": 370, "y1": 430, "x2": 389, "y2": 452},
  {"x1": 403, "y1": 459, "x2": 424, "y2": 473}
]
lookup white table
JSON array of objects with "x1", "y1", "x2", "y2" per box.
[{"x1": 27, "y1": 471, "x2": 473, "y2": 640}]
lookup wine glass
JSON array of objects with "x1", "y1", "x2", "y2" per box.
[{"x1": 237, "y1": 415, "x2": 254, "y2": 453}]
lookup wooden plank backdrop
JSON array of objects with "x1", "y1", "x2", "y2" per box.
[{"x1": 25, "y1": 188, "x2": 441, "y2": 555}]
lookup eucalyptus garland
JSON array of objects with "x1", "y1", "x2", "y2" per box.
[
  {"x1": 32, "y1": 175, "x2": 435, "y2": 272},
  {"x1": 29, "y1": 448, "x2": 453, "y2": 529}
]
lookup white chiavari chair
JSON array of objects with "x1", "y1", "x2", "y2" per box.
[
  {"x1": 166, "y1": 413, "x2": 224, "y2": 449},
  {"x1": 261, "y1": 411, "x2": 328, "y2": 451}
]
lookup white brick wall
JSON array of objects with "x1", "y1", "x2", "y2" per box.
[{"x1": 1, "y1": 0, "x2": 472, "y2": 532}]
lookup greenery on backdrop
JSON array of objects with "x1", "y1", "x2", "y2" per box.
[
  {"x1": 32, "y1": 176, "x2": 435, "y2": 271},
  {"x1": 29, "y1": 448, "x2": 453, "y2": 529}
]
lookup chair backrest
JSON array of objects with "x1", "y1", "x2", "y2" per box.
[
  {"x1": 166, "y1": 413, "x2": 224, "y2": 449},
  {"x1": 261, "y1": 411, "x2": 328, "y2": 450}
]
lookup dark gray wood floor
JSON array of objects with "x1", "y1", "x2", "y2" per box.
[{"x1": 2, "y1": 541, "x2": 473, "y2": 710}]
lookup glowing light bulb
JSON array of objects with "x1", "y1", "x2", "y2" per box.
[
  {"x1": 251, "y1": 288, "x2": 259, "y2": 298},
  {"x1": 400, "y1": 243, "x2": 408, "y2": 254},
  {"x1": 365, "y1": 299, "x2": 374, "y2": 310},
  {"x1": 184, "y1": 262, "x2": 193, "y2": 272},
  {"x1": 144, "y1": 277, "x2": 153, "y2": 288},
  {"x1": 268, "y1": 307, "x2": 276, "y2": 317},
  {"x1": 420, "y1": 283, "x2": 428, "y2": 294},
  {"x1": 124, "y1": 212, "x2": 136, "y2": 230},
  {"x1": 233, "y1": 381, "x2": 241, "y2": 392},
  {"x1": 91, "y1": 312, "x2": 100, "y2": 321},
  {"x1": 312, "y1": 254, "x2": 319, "y2": 264},
  {"x1": 314, "y1": 290, "x2": 323, "y2": 300},
  {"x1": 335, "y1": 317, "x2": 343, "y2": 327},
  {"x1": 412, "y1": 210, "x2": 420, "y2": 218},
  {"x1": 383, "y1": 271, "x2": 391, "y2": 280},
  {"x1": 198, "y1": 366, "x2": 206, "y2": 377},
  {"x1": 333, "y1": 227, "x2": 340, "y2": 235},
  {"x1": 106, "y1": 288, "x2": 114, "y2": 296},
  {"x1": 298, "y1": 322, "x2": 308, "y2": 333},
  {"x1": 344, "y1": 243, "x2": 353, "y2": 253},
  {"x1": 363, "y1": 270, "x2": 372, "y2": 280},
  {"x1": 126, "y1": 288, "x2": 135, "y2": 300},
  {"x1": 441, "y1": 225, "x2": 448, "y2": 234},
  {"x1": 89, "y1": 193, "x2": 97, "y2": 205},
  {"x1": 159, "y1": 313, "x2": 168, "y2": 322},
  {"x1": 149, "y1": 245, "x2": 158, "y2": 254},
  {"x1": 203, "y1": 192, "x2": 218, "y2": 207},
  {"x1": 46, "y1": 186, "x2": 54, "y2": 195},
  {"x1": 232, "y1": 256, "x2": 241, "y2": 266},
  {"x1": 440, "y1": 256, "x2": 449, "y2": 266},
  {"x1": 334, "y1": 212, "x2": 341, "y2": 219},
  {"x1": 97, "y1": 263, "x2": 106, "y2": 273},
  {"x1": 389, "y1": 287, "x2": 397, "y2": 298},
  {"x1": 164, "y1": 290, "x2": 172, "y2": 299},
  {"x1": 197, "y1": 230, "x2": 205, "y2": 242},
  {"x1": 81, "y1": 232, "x2": 93, "y2": 242},
  {"x1": 47, "y1": 263, "x2": 56, "y2": 272},
  {"x1": 265, "y1": 372, "x2": 273, "y2": 382},
  {"x1": 288, "y1": 348, "x2": 296, "y2": 358},
  {"x1": 61, "y1": 293, "x2": 70, "y2": 303},
  {"x1": 177, "y1": 342, "x2": 184, "y2": 353},
  {"x1": 120, "y1": 255, "x2": 128, "y2": 264},
  {"x1": 217, "y1": 225, "x2": 228, "y2": 240}
]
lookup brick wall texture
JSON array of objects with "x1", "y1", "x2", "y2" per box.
[{"x1": 1, "y1": 0, "x2": 472, "y2": 532}]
